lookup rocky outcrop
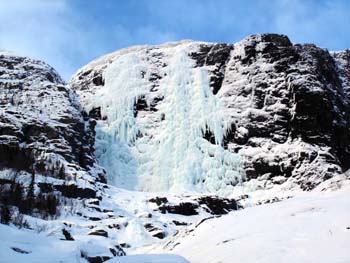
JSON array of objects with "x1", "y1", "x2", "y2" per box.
[
  {"x1": 217, "y1": 34, "x2": 350, "y2": 189},
  {"x1": 0, "y1": 53, "x2": 106, "y2": 218},
  {"x1": 144, "y1": 223, "x2": 167, "y2": 239},
  {"x1": 149, "y1": 195, "x2": 239, "y2": 216},
  {"x1": 88, "y1": 229, "x2": 109, "y2": 238}
]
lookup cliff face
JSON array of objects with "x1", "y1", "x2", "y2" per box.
[
  {"x1": 0, "y1": 34, "x2": 349, "y2": 262},
  {"x1": 214, "y1": 34, "x2": 350, "y2": 190},
  {"x1": 0, "y1": 34, "x2": 349, "y2": 218},
  {"x1": 71, "y1": 34, "x2": 350, "y2": 192},
  {"x1": 0, "y1": 52, "x2": 105, "y2": 218}
]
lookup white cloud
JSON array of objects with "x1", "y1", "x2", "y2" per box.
[
  {"x1": 0, "y1": 0, "x2": 348, "y2": 80},
  {"x1": 0, "y1": 0, "x2": 77, "y2": 78},
  {"x1": 0, "y1": 0, "x2": 176, "y2": 80}
]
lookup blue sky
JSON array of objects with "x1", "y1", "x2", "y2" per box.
[{"x1": 0, "y1": 0, "x2": 349, "y2": 80}]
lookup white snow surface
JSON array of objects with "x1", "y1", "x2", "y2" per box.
[
  {"x1": 107, "y1": 254, "x2": 190, "y2": 263},
  {"x1": 140, "y1": 176, "x2": 350, "y2": 263},
  {"x1": 0, "y1": 223, "x2": 189, "y2": 262},
  {"x1": 1, "y1": 175, "x2": 349, "y2": 263},
  {"x1": 76, "y1": 41, "x2": 242, "y2": 195}
]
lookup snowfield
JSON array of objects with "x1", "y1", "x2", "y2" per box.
[
  {"x1": 108, "y1": 254, "x2": 190, "y2": 263},
  {"x1": 1, "y1": 176, "x2": 349, "y2": 263},
  {"x1": 139, "y1": 177, "x2": 350, "y2": 263}
]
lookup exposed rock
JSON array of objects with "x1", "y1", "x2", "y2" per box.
[
  {"x1": 87, "y1": 107, "x2": 103, "y2": 120},
  {"x1": 149, "y1": 195, "x2": 239, "y2": 216},
  {"x1": 190, "y1": 43, "x2": 233, "y2": 95},
  {"x1": 87, "y1": 216, "x2": 103, "y2": 221},
  {"x1": 119, "y1": 243, "x2": 131, "y2": 249},
  {"x1": 0, "y1": 53, "x2": 105, "y2": 219},
  {"x1": 159, "y1": 202, "x2": 199, "y2": 216},
  {"x1": 172, "y1": 220, "x2": 189, "y2": 226},
  {"x1": 144, "y1": 223, "x2": 167, "y2": 239},
  {"x1": 61, "y1": 228, "x2": 74, "y2": 241},
  {"x1": 148, "y1": 197, "x2": 168, "y2": 206},
  {"x1": 81, "y1": 253, "x2": 110, "y2": 263},
  {"x1": 37, "y1": 182, "x2": 97, "y2": 199},
  {"x1": 88, "y1": 229, "x2": 108, "y2": 238},
  {"x1": 80, "y1": 244, "x2": 125, "y2": 263},
  {"x1": 54, "y1": 184, "x2": 97, "y2": 199},
  {"x1": 196, "y1": 196, "x2": 239, "y2": 215},
  {"x1": 107, "y1": 223, "x2": 121, "y2": 229},
  {"x1": 110, "y1": 246, "x2": 125, "y2": 257},
  {"x1": 219, "y1": 34, "x2": 350, "y2": 188},
  {"x1": 11, "y1": 247, "x2": 31, "y2": 254},
  {"x1": 92, "y1": 74, "x2": 104, "y2": 86}
]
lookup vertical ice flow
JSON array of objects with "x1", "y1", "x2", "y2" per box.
[{"x1": 90, "y1": 43, "x2": 243, "y2": 195}]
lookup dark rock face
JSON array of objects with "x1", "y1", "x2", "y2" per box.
[
  {"x1": 88, "y1": 229, "x2": 108, "y2": 237},
  {"x1": 185, "y1": 34, "x2": 350, "y2": 189},
  {"x1": 133, "y1": 95, "x2": 163, "y2": 117},
  {"x1": 149, "y1": 196, "x2": 239, "y2": 216},
  {"x1": 81, "y1": 253, "x2": 111, "y2": 263},
  {"x1": 144, "y1": 223, "x2": 167, "y2": 239},
  {"x1": 148, "y1": 197, "x2": 168, "y2": 206},
  {"x1": 62, "y1": 228, "x2": 74, "y2": 241},
  {"x1": 212, "y1": 34, "x2": 350, "y2": 189},
  {"x1": 290, "y1": 45, "x2": 348, "y2": 157},
  {"x1": 159, "y1": 202, "x2": 199, "y2": 216},
  {"x1": 196, "y1": 196, "x2": 239, "y2": 214},
  {"x1": 11, "y1": 247, "x2": 30, "y2": 254},
  {"x1": 0, "y1": 53, "x2": 106, "y2": 218},
  {"x1": 190, "y1": 43, "x2": 233, "y2": 95},
  {"x1": 0, "y1": 54, "x2": 101, "y2": 172},
  {"x1": 42, "y1": 183, "x2": 97, "y2": 199}
]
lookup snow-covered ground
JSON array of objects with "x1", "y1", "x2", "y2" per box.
[
  {"x1": 109, "y1": 254, "x2": 190, "y2": 263},
  {"x1": 141, "y1": 177, "x2": 350, "y2": 263},
  {"x1": 0, "y1": 222, "x2": 189, "y2": 263},
  {"x1": 1, "y1": 176, "x2": 349, "y2": 263}
]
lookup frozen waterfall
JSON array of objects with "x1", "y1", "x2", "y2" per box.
[{"x1": 86, "y1": 43, "x2": 243, "y2": 196}]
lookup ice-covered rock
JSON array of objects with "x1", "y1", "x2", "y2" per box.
[
  {"x1": 71, "y1": 34, "x2": 350, "y2": 193},
  {"x1": 71, "y1": 41, "x2": 242, "y2": 195}
]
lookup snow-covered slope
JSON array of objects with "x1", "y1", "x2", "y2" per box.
[
  {"x1": 0, "y1": 176, "x2": 350, "y2": 263},
  {"x1": 143, "y1": 176, "x2": 350, "y2": 263},
  {"x1": 1, "y1": 175, "x2": 348, "y2": 263},
  {"x1": 0, "y1": 223, "x2": 189, "y2": 263},
  {"x1": 71, "y1": 34, "x2": 350, "y2": 195}
]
